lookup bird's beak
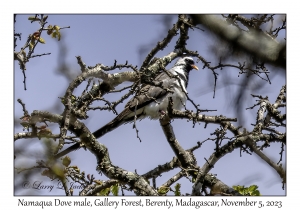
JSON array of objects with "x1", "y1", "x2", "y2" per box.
[{"x1": 191, "y1": 64, "x2": 199, "y2": 70}]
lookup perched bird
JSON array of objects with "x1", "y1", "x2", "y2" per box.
[{"x1": 54, "y1": 57, "x2": 198, "y2": 159}]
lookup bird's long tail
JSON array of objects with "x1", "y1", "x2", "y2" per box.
[
  {"x1": 54, "y1": 109, "x2": 132, "y2": 159},
  {"x1": 92, "y1": 116, "x2": 124, "y2": 139},
  {"x1": 54, "y1": 143, "x2": 80, "y2": 159}
]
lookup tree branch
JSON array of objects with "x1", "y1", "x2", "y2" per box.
[{"x1": 190, "y1": 15, "x2": 286, "y2": 68}]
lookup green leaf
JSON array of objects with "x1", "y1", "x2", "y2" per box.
[
  {"x1": 94, "y1": 180, "x2": 102, "y2": 185},
  {"x1": 232, "y1": 185, "x2": 261, "y2": 196},
  {"x1": 29, "y1": 43, "x2": 33, "y2": 51},
  {"x1": 54, "y1": 25, "x2": 61, "y2": 30},
  {"x1": 174, "y1": 183, "x2": 181, "y2": 196},
  {"x1": 47, "y1": 25, "x2": 54, "y2": 35},
  {"x1": 51, "y1": 31, "x2": 57, "y2": 39},
  {"x1": 57, "y1": 31, "x2": 61, "y2": 41},
  {"x1": 62, "y1": 156, "x2": 71, "y2": 167},
  {"x1": 99, "y1": 187, "x2": 110, "y2": 196},
  {"x1": 38, "y1": 37, "x2": 46, "y2": 44},
  {"x1": 111, "y1": 184, "x2": 119, "y2": 196},
  {"x1": 251, "y1": 190, "x2": 261, "y2": 196},
  {"x1": 60, "y1": 97, "x2": 65, "y2": 104},
  {"x1": 158, "y1": 186, "x2": 170, "y2": 195},
  {"x1": 71, "y1": 95, "x2": 77, "y2": 103},
  {"x1": 28, "y1": 16, "x2": 40, "y2": 21},
  {"x1": 248, "y1": 185, "x2": 258, "y2": 191},
  {"x1": 51, "y1": 164, "x2": 65, "y2": 180},
  {"x1": 50, "y1": 27, "x2": 61, "y2": 41}
]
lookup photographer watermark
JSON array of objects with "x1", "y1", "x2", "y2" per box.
[{"x1": 21, "y1": 180, "x2": 84, "y2": 192}]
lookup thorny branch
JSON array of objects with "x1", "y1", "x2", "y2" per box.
[
  {"x1": 15, "y1": 14, "x2": 286, "y2": 196},
  {"x1": 14, "y1": 14, "x2": 70, "y2": 90}
]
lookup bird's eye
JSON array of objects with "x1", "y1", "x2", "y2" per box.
[{"x1": 185, "y1": 58, "x2": 193, "y2": 64}]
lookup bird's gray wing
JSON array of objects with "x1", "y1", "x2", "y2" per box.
[
  {"x1": 125, "y1": 72, "x2": 175, "y2": 111},
  {"x1": 93, "y1": 71, "x2": 175, "y2": 137}
]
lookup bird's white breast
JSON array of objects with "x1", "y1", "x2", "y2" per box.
[{"x1": 143, "y1": 70, "x2": 188, "y2": 119}]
